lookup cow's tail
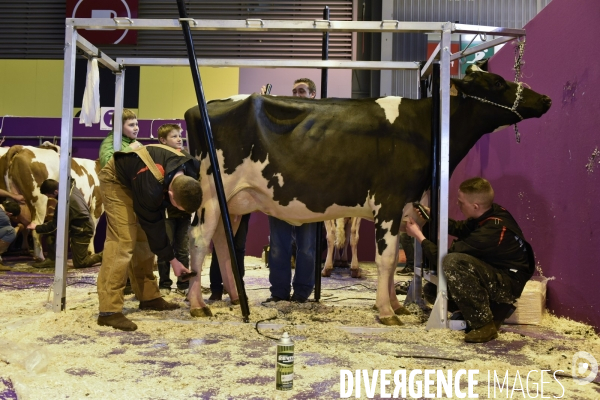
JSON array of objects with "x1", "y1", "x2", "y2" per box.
[{"x1": 334, "y1": 218, "x2": 347, "y2": 248}]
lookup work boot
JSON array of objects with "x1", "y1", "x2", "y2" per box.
[
  {"x1": 139, "y1": 297, "x2": 180, "y2": 311},
  {"x1": 396, "y1": 266, "x2": 414, "y2": 276},
  {"x1": 97, "y1": 312, "x2": 137, "y2": 331},
  {"x1": 464, "y1": 321, "x2": 498, "y2": 343},
  {"x1": 32, "y1": 259, "x2": 55, "y2": 269},
  {"x1": 89, "y1": 252, "x2": 103, "y2": 266},
  {"x1": 75, "y1": 253, "x2": 103, "y2": 269}
]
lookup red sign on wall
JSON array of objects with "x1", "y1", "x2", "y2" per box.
[
  {"x1": 66, "y1": 0, "x2": 138, "y2": 45},
  {"x1": 427, "y1": 43, "x2": 460, "y2": 75}
]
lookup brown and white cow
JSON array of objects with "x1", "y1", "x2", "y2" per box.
[
  {"x1": 0, "y1": 145, "x2": 103, "y2": 260},
  {"x1": 184, "y1": 69, "x2": 552, "y2": 324}
]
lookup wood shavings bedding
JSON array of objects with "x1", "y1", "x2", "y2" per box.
[{"x1": 0, "y1": 259, "x2": 598, "y2": 399}]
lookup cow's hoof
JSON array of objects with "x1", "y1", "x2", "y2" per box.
[
  {"x1": 321, "y1": 269, "x2": 332, "y2": 277},
  {"x1": 190, "y1": 306, "x2": 213, "y2": 318},
  {"x1": 379, "y1": 316, "x2": 404, "y2": 326},
  {"x1": 350, "y1": 268, "x2": 361, "y2": 278},
  {"x1": 231, "y1": 299, "x2": 240, "y2": 305},
  {"x1": 394, "y1": 306, "x2": 412, "y2": 316}
]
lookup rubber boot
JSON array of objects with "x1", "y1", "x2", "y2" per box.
[{"x1": 464, "y1": 320, "x2": 498, "y2": 343}]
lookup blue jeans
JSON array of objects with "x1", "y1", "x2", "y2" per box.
[
  {"x1": 268, "y1": 216, "x2": 317, "y2": 300},
  {"x1": 209, "y1": 214, "x2": 251, "y2": 295},
  {"x1": 157, "y1": 217, "x2": 191, "y2": 290}
]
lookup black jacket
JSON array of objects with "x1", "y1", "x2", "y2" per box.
[
  {"x1": 113, "y1": 146, "x2": 200, "y2": 261},
  {"x1": 35, "y1": 183, "x2": 94, "y2": 238},
  {"x1": 421, "y1": 204, "x2": 535, "y2": 296}
]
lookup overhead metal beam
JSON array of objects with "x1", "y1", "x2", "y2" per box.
[
  {"x1": 421, "y1": 43, "x2": 440, "y2": 78},
  {"x1": 69, "y1": 18, "x2": 524, "y2": 36},
  {"x1": 450, "y1": 36, "x2": 515, "y2": 61},
  {"x1": 116, "y1": 58, "x2": 420, "y2": 70},
  {"x1": 453, "y1": 24, "x2": 526, "y2": 37},
  {"x1": 75, "y1": 35, "x2": 121, "y2": 72}
]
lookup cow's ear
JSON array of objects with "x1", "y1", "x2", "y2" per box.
[
  {"x1": 450, "y1": 79, "x2": 463, "y2": 96},
  {"x1": 450, "y1": 83, "x2": 458, "y2": 96}
]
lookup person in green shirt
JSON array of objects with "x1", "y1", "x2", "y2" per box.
[
  {"x1": 98, "y1": 109, "x2": 143, "y2": 294},
  {"x1": 99, "y1": 109, "x2": 143, "y2": 168}
]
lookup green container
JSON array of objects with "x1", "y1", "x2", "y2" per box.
[{"x1": 276, "y1": 332, "x2": 294, "y2": 391}]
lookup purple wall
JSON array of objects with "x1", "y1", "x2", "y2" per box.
[
  {"x1": 451, "y1": 0, "x2": 600, "y2": 330},
  {"x1": 1, "y1": 117, "x2": 187, "y2": 160}
]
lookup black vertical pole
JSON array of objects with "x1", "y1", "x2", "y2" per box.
[
  {"x1": 430, "y1": 63, "x2": 441, "y2": 255},
  {"x1": 314, "y1": 5, "x2": 330, "y2": 302},
  {"x1": 175, "y1": 0, "x2": 250, "y2": 321},
  {"x1": 321, "y1": 6, "x2": 330, "y2": 99}
]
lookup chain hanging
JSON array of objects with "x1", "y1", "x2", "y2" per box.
[{"x1": 512, "y1": 39, "x2": 526, "y2": 143}]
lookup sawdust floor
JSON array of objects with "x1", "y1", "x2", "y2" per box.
[{"x1": 0, "y1": 255, "x2": 599, "y2": 399}]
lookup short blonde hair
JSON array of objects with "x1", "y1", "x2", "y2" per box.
[
  {"x1": 111, "y1": 109, "x2": 137, "y2": 127},
  {"x1": 157, "y1": 123, "x2": 182, "y2": 142},
  {"x1": 459, "y1": 177, "x2": 494, "y2": 208}
]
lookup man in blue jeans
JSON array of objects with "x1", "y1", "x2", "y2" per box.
[{"x1": 265, "y1": 78, "x2": 319, "y2": 303}]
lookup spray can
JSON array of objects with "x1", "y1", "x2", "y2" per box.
[{"x1": 276, "y1": 332, "x2": 294, "y2": 391}]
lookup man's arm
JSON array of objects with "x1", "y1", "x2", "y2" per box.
[
  {"x1": 129, "y1": 171, "x2": 175, "y2": 262},
  {"x1": 0, "y1": 189, "x2": 25, "y2": 204}
]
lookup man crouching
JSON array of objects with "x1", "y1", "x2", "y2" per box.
[
  {"x1": 97, "y1": 144, "x2": 201, "y2": 331},
  {"x1": 405, "y1": 177, "x2": 535, "y2": 342}
]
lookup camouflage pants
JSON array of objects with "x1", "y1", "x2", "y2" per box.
[{"x1": 443, "y1": 253, "x2": 517, "y2": 330}]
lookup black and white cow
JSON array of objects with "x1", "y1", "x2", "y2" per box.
[{"x1": 184, "y1": 68, "x2": 551, "y2": 325}]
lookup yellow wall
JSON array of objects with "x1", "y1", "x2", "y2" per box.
[
  {"x1": 138, "y1": 66, "x2": 239, "y2": 119},
  {"x1": 0, "y1": 60, "x2": 64, "y2": 117},
  {"x1": 0, "y1": 60, "x2": 239, "y2": 119}
]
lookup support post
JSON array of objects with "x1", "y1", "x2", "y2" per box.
[
  {"x1": 176, "y1": 0, "x2": 250, "y2": 321},
  {"x1": 314, "y1": 5, "x2": 330, "y2": 302},
  {"x1": 404, "y1": 63, "x2": 428, "y2": 310},
  {"x1": 54, "y1": 24, "x2": 78, "y2": 312},
  {"x1": 426, "y1": 24, "x2": 451, "y2": 330},
  {"x1": 113, "y1": 70, "x2": 126, "y2": 151}
]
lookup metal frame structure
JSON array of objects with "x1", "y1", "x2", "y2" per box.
[{"x1": 56, "y1": 17, "x2": 525, "y2": 330}]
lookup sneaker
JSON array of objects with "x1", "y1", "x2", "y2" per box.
[
  {"x1": 265, "y1": 295, "x2": 289, "y2": 303},
  {"x1": 175, "y1": 288, "x2": 189, "y2": 296},
  {"x1": 396, "y1": 266, "x2": 414, "y2": 276},
  {"x1": 464, "y1": 321, "x2": 498, "y2": 343},
  {"x1": 139, "y1": 297, "x2": 180, "y2": 311},
  {"x1": 97, "y1": 312, "x2": 137, "y2": 331},
  {"x1": 159, "y1": 288, "x2": 171, "y2": 296},
  {"x1": 208, "y1": 292, "x2": 223, "y2": 301},
  {"x1": 290, "y1": 293, "x2": 308, "y2": 303}
]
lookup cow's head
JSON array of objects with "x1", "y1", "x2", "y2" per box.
[{"x1": 452, "y1": 66, "x2": 552, "y2": 123}]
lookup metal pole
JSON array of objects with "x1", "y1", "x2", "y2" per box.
[
  {"x1": 426, "y1": 25, "x2": 451, "y2": 330},
  {"x1": 404, "y1": 62, "x2": 428, "y2": 310},
  {"x1": 313, "y1": 5, "x2": 330, "y2": 303},
  {"x1": 429, "y1": 62, "x2": 440, "y2": 250},
  {"x1": 175, "y1": 0, "x2": 250, "y2": 321},
  {"x1": 321, "y1": 6, "x2": 330, "y2": 98},
  {"x1": 113, "y1": 70, "x2": 125, "y2": 152},
  {"x1": 53, "y1": 24, "x2": 78, "y2": 312}
]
